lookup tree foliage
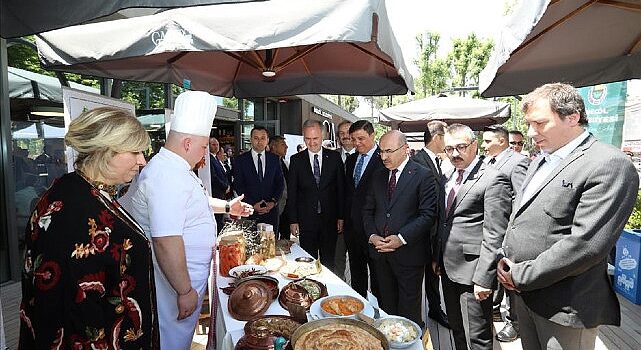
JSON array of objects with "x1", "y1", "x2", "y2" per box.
[
  {"x1": 447, "y1": 33, "x2": 493, "y2": 90},
  {"x1": 414, "y1": 32, "x2": 449, "y2": 98},
  {"x1": 323, "y1": 95, "x2": 359, "y2": 113}
]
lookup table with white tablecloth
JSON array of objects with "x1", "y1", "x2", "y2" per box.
[{"x1": 214, "y1": 243, "x2": 424, "y2": 350}]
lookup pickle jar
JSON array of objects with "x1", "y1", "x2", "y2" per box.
[{"x1": 219, "y1": 234, "x2": 246, "y2": 277}]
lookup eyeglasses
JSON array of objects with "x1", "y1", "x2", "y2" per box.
[
  {"x1": 444, "y1": 141, "x2": 474, "y2": 155},
  {"x1": 380, "y1": 145, "x2": 405, "y2": 155},
  {"x1": 509, "y1": 141, "x2": 524, "y2": 146}
]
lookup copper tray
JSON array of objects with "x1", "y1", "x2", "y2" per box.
[
  {"x1": 290, "y1": 318, "x2": 389, "y2": 350},
  {"x1": 244, "y1": 315, "x2": 303, "y2": 339},
  {"x1": 278, "y1": 278, "x2": 328, "y2": 311}
]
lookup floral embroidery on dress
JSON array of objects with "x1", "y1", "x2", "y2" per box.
[
  {"x1": 72, "y1": 218, "x2": 112, "y2": 258},
  {"x1": 33, "y1": 259, "x2": 61, "y2": 291},
  {"x1": 75, "y1": 272, "x2": 107, "y2": 303}
]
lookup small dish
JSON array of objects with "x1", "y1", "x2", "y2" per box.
[
  {"x1": 309, "y1": 295, "x2": 374, "y2": 320},
  {"x1": 374, "y1": 316, "x2": 422, "y2": 349},
  {"x1": 229, "y1": 264, "x2": 268, "y2": 279}
]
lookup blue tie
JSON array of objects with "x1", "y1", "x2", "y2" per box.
[
  {"x1": 314, "y1": 154, "x2": 321, "y2": 213},
  {"x1": 257, "y1": 153, "x2": 263, "y2": 182},
  {"x1": 354, "y1": 154, "x2": 366, "y2": 186}
]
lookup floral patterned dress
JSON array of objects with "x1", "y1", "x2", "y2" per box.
[{"x1": 19, "y1": 172, "x2": 160, "y2": 350}]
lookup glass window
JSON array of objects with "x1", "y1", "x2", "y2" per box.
[{"x1": 11, "y1": 120, "x2": 67, "y2": 261}]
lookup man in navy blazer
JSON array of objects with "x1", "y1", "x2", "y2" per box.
[
  {"x1": 344, "y1": 120, "x2": 386, "y2": 298},
  {"x1": 232, "y1": 126, "x2": 284, "y2": 227},
  {"x1": 363, "y1": 130, "x2": 436, "y2": 327}
]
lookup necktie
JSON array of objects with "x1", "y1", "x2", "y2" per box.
[
  {"x1": 388, "y1": 169, "x2": 398, "y2": 199},
  {"x1": 446, "y1": 169, "x2": 465, "y2": 213},
  {"x1": 435, "y1": 157, "x2": 443, "y2": 176},
  {"x1": 354, "y1": 154, "x2": 366, "y2": 186},
  {"x1": 257, "y1": 153, "x2": 263, "y2": 182},
  {"x1": 313, "y1": 154, "x2": 321, "y2": 186},
  {"x1": 382, "y1": 169, "x2": 398, "y2": 236},
  {"x1": 313, "y1": 154, "x2": 321, "y2": 213},
  {"x1": 488, "y1": 157, "x2": 497, "y2": 165}
]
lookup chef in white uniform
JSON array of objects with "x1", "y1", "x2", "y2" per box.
[{"x1": 121, "y1": 91, "x2": 252, "y2": 349}]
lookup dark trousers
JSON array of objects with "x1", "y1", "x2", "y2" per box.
[
  {"x1": 344, "y1": 226, "x2": 379, "y2": 299},
  {"x1": 424, "y1": 260, "x2": 444, "y2": 314},
  {"x1": 299, "y1": 213, "x2": 338, "y2": 272},
  {"x1": 278, "y1": 210, "x2": 290, "y2": 240},
  {"x1": 214, "y1": 213, "x2": 225, "y2": 233},
  {"x1": 494, "y1": 284, "x2": 518, "y2": 323},
  {"x1": 442, "y1": 275, "x2": 493, "y2": 350},
  {"x1": 373, "y1": 254, "x2": 425, "y2": 328}
]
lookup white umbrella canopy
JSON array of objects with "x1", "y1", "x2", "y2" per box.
[
  {"x1": 35, "y1": 0, "x2": 413, "y2": 98},
  {"x1": 480, "y1": 0, "x2": 641, "y2": 97},
  {"x1": 0, "y1": 0, "x2": 260, "y2": 39},
  {"x1": 379, "y1": 95, "x2": 511, "y2": 132}
]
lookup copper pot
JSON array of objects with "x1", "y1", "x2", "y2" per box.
[{"x1": 235, "y1": 326, "x2": 288, "y2": 350}]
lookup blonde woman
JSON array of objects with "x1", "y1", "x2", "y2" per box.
[{"x1": 19, "y1": 107, "x2": 159, "y2": 349}]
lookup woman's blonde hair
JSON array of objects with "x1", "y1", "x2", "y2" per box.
[{"x1": 64, "y1": 107, "x2": 150, "y2": 180}]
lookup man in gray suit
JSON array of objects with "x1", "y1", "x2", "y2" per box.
[
  {"x1": 498, "y1": 83, "x2": 639, "y2": 350},
  {"x1": 481, "y1": 124, "x2": 529, "y2": 342},
  {"x1": 413, "y1": 120, "x2": 450, "y2": 328},
  {"x1": 435, "y1": 124, "x2": 512, "y2": 350}
]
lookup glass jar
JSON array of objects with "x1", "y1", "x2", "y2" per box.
[{"x1": 219, "y1": 234, "x2": 246, "y2": 277}]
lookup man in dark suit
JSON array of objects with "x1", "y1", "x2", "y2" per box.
[
  {"x1": 498, "y1": 83, "x2": 639, "y2": 350},
  {"x1": 334, "y1": 120, "x2": 354, "y2": 281},
  {"x1": 210, "y1": 137, "x2": 231, "y2": 231},
  {"x1": 288, "y1": 120, "x2": 344, "y2": 271},
  {"x1": 363, "y1": 130, "x2": 436, "y2": 327},
  {"x1": 481, "y1": 124, "x2": 529, "y2": 342},
  {"x1": 434, "y1": 123, "x2": 512, "y2": 350},
  {"x1": 344, "y1": 120, "x2": 386, "y2": 298},
  {"x1": 270, "y1": 135, "x2": 290, "y2": 239},
  {"x1": 232, "y1": 126, "x2": 284, "y2": 227},
  {"x1": 413, "y1": 120, "x2": 450, "y2": 328}
]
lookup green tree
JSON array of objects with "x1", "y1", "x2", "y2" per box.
[
  {"x1": 447, "y1": 34, "x2": 493, "y2": 92},
  {"x1": 223, "y1": 97, "x2": 239, "y2": 110},
  {"x1": 323, "y1": 95, "x2": 359, "y2": 113},
  {"x1": 415, "y1": 32, "x2": 449, "y2": 97}
]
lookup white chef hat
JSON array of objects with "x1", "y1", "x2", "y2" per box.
[{"x1": 170, "y1": 90, "x2": 217, "y2": 137}]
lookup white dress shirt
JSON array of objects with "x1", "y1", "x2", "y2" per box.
[
  {"x1": 521, "y1": 130, "x2": 589, "y2": 204},
  {"x1": 341, "y1": 147, "x2": 355, "y2": 163},
  {"x1": 355, "y1": 144, "x2": 377, "y2": 180},
  {"x1": 251, "y1": 148, "x2": 266, "y2": 177},
  {"x1": 308, "y1": 148, "x2": 323, "y2": 172}
]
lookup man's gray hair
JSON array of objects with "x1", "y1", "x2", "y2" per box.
[
  {"x1": 446, "y1": 123, "x2": 476, "y2": 142},
  {"x1": 302, "y1": 119, "x2": 323, "y2": 129}
]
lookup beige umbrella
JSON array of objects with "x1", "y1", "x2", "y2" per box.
[
  {"x1": 480, "y1": 0, "x2": 641, "y2": 97},
  {"x1": 36, "y1": 0, "x2": 413, "y2": 98}
]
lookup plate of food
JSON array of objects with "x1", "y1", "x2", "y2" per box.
[
  {"x1": 373, "y1": 316, "x2": 421, "y2": 349},
  {"x1": 309, "y1": 295, "x2": 374, "y2": 320},
  {"x1": 229, "y1": 264, "x2": 267, "y2": 279},
  {"x1": 279, "y1": 258, "x2": 321, "y2": 279}
]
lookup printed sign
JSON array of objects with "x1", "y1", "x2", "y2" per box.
[{"x1": 578, "y1": 82, "x2": 627, "y2": 148}]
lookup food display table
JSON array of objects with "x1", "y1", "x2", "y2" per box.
[{"x1": 214, "y1": 243, "x2": 423, "y2": 350}]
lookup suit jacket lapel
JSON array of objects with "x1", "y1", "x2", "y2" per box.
[
  {"x1": 448, "y1": 160, "x2": 484, "y2": 216},
  {"x1": 357, "y1": 148, "x2": 380, "y2": 190},
  {"x1": 320, "y1": 148, "x2": 330, "y2": 187},
  {"x1": 389, "y1": 161, "x2": 416, "y2": 208},
  {"x1": 516, "y1": 136, "x2": 594, "y2": 214}
]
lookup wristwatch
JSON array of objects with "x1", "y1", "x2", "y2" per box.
[{"x1": 225, "y1": 201, "x2": 230, "y2": 213}]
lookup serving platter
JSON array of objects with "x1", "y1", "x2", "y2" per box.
[{"x1": 309, "y1": 295, "x2": 375, "y2": 320}]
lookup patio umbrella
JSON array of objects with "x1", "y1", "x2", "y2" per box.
[
  {"x1": 379, "y1": 95, "x2": 511, "y2": 132},
  {"x1": 35, "y1": 0, "x2": 413, "y2": 98},
  {"x1": 0, "y1": 0, "x2": 260, "y2": 39},
  {"x1": 479, "y1": 0, "x2": 641, "y2": 97}
]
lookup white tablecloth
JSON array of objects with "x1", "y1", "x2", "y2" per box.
[{"x1": 215, "y1": 243, "x2": 423, "y2": 350}]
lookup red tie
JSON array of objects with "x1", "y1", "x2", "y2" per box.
[
  {"x1": 446, "y1": 169, "x2": 465, "y2": 213},
  {"x1": 388, "y1": 169, "x2": 398, "y2": 199}
]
